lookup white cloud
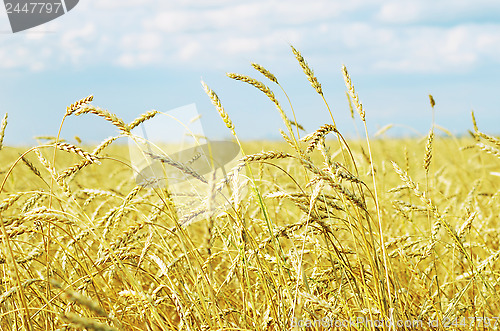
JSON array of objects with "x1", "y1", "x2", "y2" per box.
[
  {"x1": 376, "y1": 2, "x2": 422, "y2": 23},
  {"x1": 1, "y1": 0, "x2": 500, "y2": 74},
  {"x1": 376, "y1": 0, "x2": 500, "y2": 24},
  {"x1": 369, "y1": 24, "x2": 500, "y2": 73}
]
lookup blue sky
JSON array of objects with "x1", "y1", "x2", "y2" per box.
[{"x1": 1, "y1": 0, "x2": 500, "y2": 145}]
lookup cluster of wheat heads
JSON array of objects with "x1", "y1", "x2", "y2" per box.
[{"x1": 0, "y1": 47, "x2": 499, "y2": 330}]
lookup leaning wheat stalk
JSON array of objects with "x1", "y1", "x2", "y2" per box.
[
  {"x1": 74, "y1": 105, "x2": 129, "y2": 134},
  {"x1": 291, "y1": 46, "x2": 322, "y2": 95},
  {"x1": 146, "y1": 152, "x2": 207, "y2": 184},
  {"x1": 226, "y1": 73, "x2": 295, "y2": 140},
  {"x1": 128, "y1": 110, "x2": 160, "y2": 131},
  {"x1": 201, "y1": 81, "x2": 236, "y2": 137},
  {"x1": 65, "y1": 95, "x2": 94, "y2": 117},
  {"x1": 0, "y1": 113, "x2": 7, "y2": 151},
  {"x1": 423, "y1": 129, "x2": 434, "y2": 173},
  {"x1": 55, "y1": 142, "x2": 100, "y2": 164}
]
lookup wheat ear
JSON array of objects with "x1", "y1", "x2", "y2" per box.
[
  {"x1": 251, "y1": 63, "x2": 278, "y2": 84},
  {"x1": 0, "y1": 113, "x2": 7, "y2": 151},
  {"x1": 291, "y1": 46, "x2": 322, "y2": 95},
  {"x1": 74, "y1": 105, "x2": 128, "y2": 133},
  {"x1": 342, "y1": 65, "x2": 365, "y2": 121},
  {"x1": 146, "y1": 152, "x2": 207, "y2": 184},
  {"x1": 65, "y1": 95, "x2": 94, "y2": 116},
  {"x1": 226, "y1": 73, "x2": 294, "y2": 137},
  {"x1": 423, "y1": 129, "x2": 434, "y2": 172},
  {"x1": 55, "y1": 142, "x2": 100, "y2": 164},
  {"x1": 305, "y1": 124, "x2": 337, "y2": 153},
  {"x1": 429, "y1": 94, "x2": 436, "y2": 108},
  {"x1": 128, "y1": 110, "x2": 160, "y2": 131},
  {"x1": 201, "y1": 81, "x2": 235, "y2": 136}
]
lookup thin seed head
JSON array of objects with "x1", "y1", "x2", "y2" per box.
[
  {"x1": 128, "y1": 110, "x2": 160, "y2": 131},
  {"x1": 20, "y1": 155, "x2": 42, "y2": 179},
  {"x1": 201, "y1": 81, "x2": 235, "y2": 135},
  {"x1": 423, "y1": 129, "x2": 434, "y2": 172},
  {"x1": 471, "y1": 111, "x2": 478, "y2": 132},
  {"x1": 227, "y1": 73, "x2": 278, "y2": 103},
  {"x1": 74, "y1": 105, "x2": 128, "y2": 133},
  {"x1": 242, "y1": 151, "x2": 293, "y2": 163},
  {"x1": 60, "y1": 136, "x2": 115, "y2": 180},
  {"x1": 66, "y1": 95, "x2": 94, "y2": 116},
  {"x1": 346, "y1": 92, "x2": 354, "y2": 120},
  {"x1": 92, "y1": 136, "x2": 118, "y2": 155},
  {"x1": 342, "y1": 65, "x2": 365, "y2": 121},
  {"x1": 279, "y1": 129, "x2": 295, "y2": 148},
  {"x1": 476, "y1": 142, "x2": 500, "y2": 159},
  {"x1": 146, "y1": 151, "x2": 208, "y2": 184},
  {"x1": 227, "y1": 73, "x2": 294, "y2": 135},
  {"x1": 0, "y1": 113, "x2": 7, "y2": 150},
  {"x1": 306, "y1": 124, "x2": 337, "y2": 153},
  {"x1": 56, "y1": 142, "x2": 100, "y2": 164},
  {"x1": 429, "y1": 94, "x2": 436, "y2": 108},
  {"x1": 251, "y1": 63, "x2": 278, "y2": 84},
  {"x1": 476, "y1": 131, "x2": 500, "y2": 148},
  {"x1": 291, "y1": 46, "x2": 323, "y2": 95}
]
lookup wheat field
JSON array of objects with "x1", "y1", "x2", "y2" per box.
[{"x1": 0, "y1": 47, "x2": 499, "y2": 330}]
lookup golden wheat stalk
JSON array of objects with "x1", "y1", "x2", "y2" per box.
[
  {"x1": 93, "y1": 136, "x2": 119, "y2": 155},
  {"x1": 291, "y1": 46, "x2": 323, "y2": 95},
  {"x1": 300, "y1": 158, "x2": 365, "y2": 209},
  {"x1": 332, "y1": 165, "x2": 364, "y2": 184},
  {"x1": 476, "y1": 142, "x2": 500, "y2": 159},
  {"x1": 0, "y1": 113, "x2": 7, "y2": 151},
  {"x1": 457, "y1": 212, "x2": 476, "y2": 242},
  {"x1": 242, "y1": 151, "x2": 294, "y2": 163},
  {"x1": 74, "y1": 105, "x2": 128, "y2": 133},
  {"x1": 0, "y1": 279, "x2": 39, "y2": 305},
  {"x1": 429, "y1": 94, "x2": 436, "y2": 108},
  {"x1": 342, "y1": 65, "x2": 365, "y2": 121},
  {"x1": 128, "y1": 110, "x2": 160, "y2": 131},
  {"x1": 251, "y1": 63, "x2": 278, "y2": 84},
  {"x1": 16, "y1": 247, "x2": 44, "y2": 264},
  {"x1": 213, "y1": 151, "x2": 294, "y2": 192},
  {"x1": 475, "y1": 131, "x2": 500, "y2": 148},
  {"x1": 66, "y1": 95, "x2": 94, "y2": 116},
  {"x1": 266, "y1": 191, "x2": 343, "y2": 212},
  {"x1": 34, "y1": 148, "x2": 58, "y2": 179},
  {"x1": 290, "y1": 120, "x2": 305, "y2": 131},
  {"x1": 305, "y1": 124, "x2": 337, "y2": 153},
  {"x1": 58, "y1": 161, "x2": 90, "y2": 181},
  {"x1": 392, "y1": 161, "x2": 431, "y2": 209},
  {"x1": 21, "y1": 192, "x2": 43, "y2": 213},
  {"x1": 201, "y1": 81, "x2": 235, "y2": 136},
  {"x1": 0, "y1": 193, "x2": 23, "y2": 213},
  {"x1": 34, "y1": 148, "x2": 73, "y2": 198},
  {"x1": 55, "y1": 142, "x2": 100, "y2": 164},
  {"x1": 346, "y1": 92, "x2": 355, "y2": 119},
  {"x1": 60, "y1": 136, "x2": 117, "y2": 181},
  {"x1": 146, "y1": 151, "x2": 207, "y2": 184},
  {"x1": 392, "y1": 200, "x2": 427, "y2": 213},
  {"x1": 423, "y1": 129, "x2": 434, "y2": 172},
  {"x1": 110, "y1": 221, "x2": 145, "y2": 250},
  {"x1": 226, "y1": 73, "x2": 294, "y2": 137},
  {"x1": 20, "y1": 154, "x2": 43, "y2": 179},
  {"x1": 60, "y1": 135, "x2": 118, "y2": 180},
  {"x1": 104, "y1": 186, "x2": 143, "y2": 234},
  {"x1": 471, "y1": 111, "x2": 479, "y2": 132},
  {"x1": 279, "y1": 129, "x2": 296, "y2": 149}
]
